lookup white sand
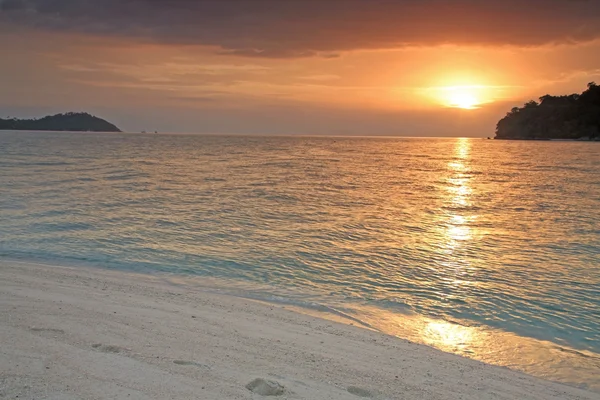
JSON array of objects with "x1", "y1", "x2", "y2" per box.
[{"x1": 1, "y1": 260, "x2": 597, "y2": 400}]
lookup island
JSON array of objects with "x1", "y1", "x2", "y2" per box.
[
  {"x1": 0, "y1": 112, "x2": 121, "y2": 132},
  {"x1": 495, "y1": 82, "x2": 600, "y2": 140}
]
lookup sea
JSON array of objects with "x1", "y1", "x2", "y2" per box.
[{"x1": 1, "y1": 131, "x2": 599, "y2": 391}]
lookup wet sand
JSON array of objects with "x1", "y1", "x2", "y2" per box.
[{"x1": 1, "y1": 260, "x2": 597, "y2": 400}]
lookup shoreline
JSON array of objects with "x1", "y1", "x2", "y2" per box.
[
  {"x1": 5, "y1": 257, "x2": 597, "y2": 392},
  {"x1": 1, "y1": 260, "x2": 598, "y2": 399}
]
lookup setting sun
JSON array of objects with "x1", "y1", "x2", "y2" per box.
[
  {"x1": 447, "y1": 88, "x2": 479, "y2": 109},
  {"x1": 441, "y1": 86, "x2": 484, "y2": 109},
  {"x1": 419, "y1": 82, "x2": 497, "y2": 111}
]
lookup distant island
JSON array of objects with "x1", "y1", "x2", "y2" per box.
[
  {"x1": 0, "y1": 112, "x2": 121, "y2": 132},
  {"x1": 495, "y1": 82, "x2": 600, "y2": 140}
]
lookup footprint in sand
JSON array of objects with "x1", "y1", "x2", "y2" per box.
[
  {"x1": 91, "y1": 344, "x2": 125, "y2": 353},
  {"x1": 30, "y1": 327, "x2": 65, "y2": 334},
  {"x1": 246, "y1": 378, "x2": 285, "y2": 396},
  {"x1": 173, "y1": 360, "x2": 211, "y2": 369},
  {"x1": 347, "y1": 386, "x2": 374, "y2": 398}
]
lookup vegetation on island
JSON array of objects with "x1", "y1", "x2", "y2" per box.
[
  {"x1": 0, "y1": 112, "x2": 121, "y2": 132},
  {"x1": 495, "y1": 82, "x2": 600, "y2": 140}
]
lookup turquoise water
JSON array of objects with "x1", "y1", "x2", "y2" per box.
[{"x1": 1, "y1": 131, "x2": 599, "y2": 390}]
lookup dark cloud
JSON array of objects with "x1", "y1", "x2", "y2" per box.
[
  {"x1": 0, "y1": 0, "x2": 26, "y2": 11},
  {"x1": 1, "y1": 0, "x2": 600, "y2": 57}
]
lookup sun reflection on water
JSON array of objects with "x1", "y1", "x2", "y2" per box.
[
  {"x1": 442, "y1": 138, "x2": 476, "y2": 249},
  {"x1": 429, "y1": 138, "x2": 480, "y2": 351},
  {"x1": 342, "y1": 303, "x2": 600, "y2": 391},
  {"x1": 423, "y1": 320, "x2": 476, "y2": 354}
]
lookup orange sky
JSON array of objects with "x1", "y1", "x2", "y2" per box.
[{"x1": 1, "y1": 0, "x2": 600, "y2": 136}]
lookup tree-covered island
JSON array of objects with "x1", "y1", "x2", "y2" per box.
[
  {"x1": 0, "y1": 112, "x2": 121, "y2": 132},
  {"x1": 495, "y1": 83, "x2": 600, "y2": 140}
]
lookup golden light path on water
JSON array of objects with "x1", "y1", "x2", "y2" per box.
[
  {"x1": 423, "y1": 138, "x2": 477, "y2": 352},
  {"x1": 420, "y1": 138, "x2": 485, "y2": 357}
]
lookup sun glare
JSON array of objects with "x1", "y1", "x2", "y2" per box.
[
  {"x1": 448, "y1": 89, "x2": 479, "y2": 109},
  {"x1": 444, "y1": 86, "x2": 481, "y2": 109},
  {"x1": 421, "y1": 81, "x2": 496, "y2": 110}
]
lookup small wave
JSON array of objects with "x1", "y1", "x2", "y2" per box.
[
  {"x1": 554, "y1": 345, "x2": 600, "y2": 361},
  {"x1": 104, "y1": 173, "x2": 149, "y2": 181},
  {"x1": 24, "y1": 161, "x2": 73, "y2": 167},
  {"x1": 233, "y1": 292, "x2": 376, "y2": 330},
  {"x1": 30, "y1": 221, "x2": 93, "y2": 232}
]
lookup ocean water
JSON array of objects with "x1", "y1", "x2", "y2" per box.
[{"x1": 1, "y1": 131, "x2": 599, "y2": 390}]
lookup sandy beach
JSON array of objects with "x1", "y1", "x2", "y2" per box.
[{"x1": 0, "y1": 260, "x2": 597, "y2": 400}]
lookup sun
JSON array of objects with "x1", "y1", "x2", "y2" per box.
[
  {"x1": 448, "y1": 89, "x2": 479, "y2": 109},
  {"x1": 445, "y1": 86, "x2": 480, "y2": 109},
  {"x1": 419, "y1": 80, "x2": 497, "y2": 110}
]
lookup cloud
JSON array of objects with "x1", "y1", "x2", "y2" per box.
[
  {"x1": 0, "y1": 0, "x2": 25, "y2": 11},
  {"x1": 298, "y1": 75, "x2": 342, "y2": 82},
  {"x1": 1, "y1": 0, "x2": 600, "y2": 58}
]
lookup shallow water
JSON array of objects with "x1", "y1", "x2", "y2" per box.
[{"x1": 1, "y1": 131, "x2": 599, "y2": 390}]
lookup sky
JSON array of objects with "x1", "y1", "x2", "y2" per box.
[{"x1": 1, "y1": 0, "x2": 600, "y2": 136}]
